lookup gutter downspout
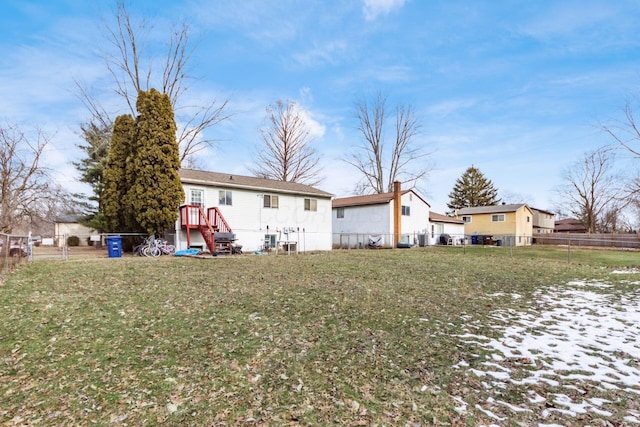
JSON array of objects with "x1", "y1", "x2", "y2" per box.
[{"x1": 394, "y1": 181, "x2": 401, "y2": 247}]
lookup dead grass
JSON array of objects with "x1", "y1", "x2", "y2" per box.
[{"x1": 0, "y1": 247, "x2": 637, "y2": 425}]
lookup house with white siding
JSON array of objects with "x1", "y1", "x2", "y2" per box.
[
  {"x1": 176, "y1": 168, "x2": 334, "y2": 253},
  {"x1": 332, "y1": 182, "x2": 430, "y2": 248},
  {"x1": 530, "y1": 207, "x2": 555, "y2": 234},
  {"x1": 429, "y1": 212, "x2": 465, "y2": 245}
]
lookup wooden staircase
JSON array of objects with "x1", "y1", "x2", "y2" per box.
[{"x1": 179, "y1": 205, "x2": 235, "y2": 255}]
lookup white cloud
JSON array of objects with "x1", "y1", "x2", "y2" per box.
[
  {"x1": 295, "y1": 104, "x2": 326, "y2": 140},
  {"x1": 291, "y1": 40, "x2": 349, "y2": 68},
  {"x1": 427, "y1": 98, "x2": 479, "y2": 117},
  {"x1": 362, "y1": 0, "x2": 406, "y2": 21}
]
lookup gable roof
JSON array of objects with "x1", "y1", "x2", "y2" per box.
[
  {"x1": 179, "y1": 168, "x2": 333, "y2": 198},
  {"x1": 55, "y1": 214, "x2": 82, "y2": 223},
  {"x1": 456, "y1": 203, "x2": 530, "y2": 215},
  {"x1": 530, "y1": 207, "x2": 555, "y2": 216},
  {"x1": 332, "y1": 190, "x2": 430, "y2": 208},
  {"x1": 429, "y1": 211, "x2": 464, "y2": 224},
  {"x1": 555, "y1": 218, "x2": 587, "y2": 232}
]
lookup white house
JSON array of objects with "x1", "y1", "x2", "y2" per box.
[
  {"x1": 530, "y1": 207, "x2": 555, "y2": 234},
  {"x1": 332, "y1": 182, "x2": 430, "y2": 248},
  {"x1": 54, "y1": 214, "x2": 95, "y2": 247},
  {"x1": 176, "y1": 168, "x2": 334, "y2": 253},
  {"x1": 429, "y1": 212, "x2": 465, "y2": 245}
]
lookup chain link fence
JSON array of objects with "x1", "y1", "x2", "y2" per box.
[
  {"x1": 0, "y1": 233, "x2": 31, "y2": 275},
  {"x1": 3, "y1": 231, "x2": 638, "y2": 274}
]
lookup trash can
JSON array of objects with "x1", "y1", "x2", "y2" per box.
[
  {"x1": 471, "y1": 235, "x2": 478, "y2": 245},
  {"x1": 106, "y1": 236, "x2": 122, "y2": 258}
]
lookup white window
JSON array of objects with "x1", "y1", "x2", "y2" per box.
[
  {"x1": 263, "y1": 194, "x2": 279, "y2": 208},
  {"x1": 491, "y1": 214, "x2": 505, "y2": 222},
  {"x1": 190, "y1": 189, "x2": 204, "y2": 207},
  {"x1": 336, "y1": 207, "x2": 344, "y2": 219},
  {"x1": 304, "y1": 198, "x2": 317, "y2": 211},
  {"x1": 402, "y1": 205, "x2": 410, "y2": 216},
  {"x1": 462, "y1": 215, "x2": 472, "y2": 223},
  {"x1": 219, "y1": 190, "x2": 232, "y2": 206}
]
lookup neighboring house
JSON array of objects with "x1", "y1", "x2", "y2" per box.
[
  {"x1": 429, "y1": 212, "x2": 465, "y2": 245},
  {"x1": 332, "y1": 182, "x2": 430, "y2": 248},
  {"x1": 554, "y1": 218, "x2": 587, "y2": 233},
  {"x1": 54, "y1": 214, "x2": 95, "y2": 247},
  {"x1": 531, "y1": 208, "x2": 556, "y2": 234},
  {"x1": 176, "y1": 168, "x2": 334, "y2": 253},
  {"x1": 455, "y1": 203, "x2": 534, "y2": 246}
]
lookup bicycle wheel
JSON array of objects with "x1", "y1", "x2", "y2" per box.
[{"x1": 143, "y1": 245, "x2": 161, "y2": 257}]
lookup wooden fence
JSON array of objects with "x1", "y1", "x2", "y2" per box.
[{"x1": 534, "y1": 233, "x2": 640, "y2": 249}]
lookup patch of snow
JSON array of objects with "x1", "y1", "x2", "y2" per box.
[
  {"x1": 475, "y1": 403, "x2": 506, "y2": 421},
  {"x1": 451, "y1": 395, "x2": 467, "y2": 413},
  {"x1": 611, "y1": 269, "x2": 640, "y2": 275},
  {"x1": 454, "y1": 280, "x2": 640, "y2": 423}
]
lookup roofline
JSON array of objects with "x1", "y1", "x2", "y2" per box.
[
  {"x1": 530, "y1": 207, "x2": 556, "y2": 216},
  {"x1": 181, "y1": 176, "x2": 333, "y2": 198},
  {"x1": 457, "y1": 203, "x2": 532, "y2": 215},
  {"x1": 333, "y1": 189, "x2": 431, "y2": 208}
]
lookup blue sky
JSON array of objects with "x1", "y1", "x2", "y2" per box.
[{"x1": 2, "y1": 0, "x2": 640, "y2": 214}]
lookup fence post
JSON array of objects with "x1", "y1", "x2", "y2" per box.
[
  {"x1": 3, "y1": 238, "x2": 7, "y2": 272},
  {"x1": 63, "y1": 233, "x2": 69, "y2": 260},
  {"x1": 510, "y1": 235, "x2": 513, "y2": 258},
  {"x1": 567, "y1": 238, "x2": 571, "y2": 264}
]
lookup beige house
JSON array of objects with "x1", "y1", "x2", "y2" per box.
[
  {"x1": 456, "y1": 203, "x2": 534, "y2": 246},
  {"x1": 530, "y1": 208, "x2": 555, "y2": 234},
  {"x1": 54, "y1": 214, "x2": 95, "y2": 247}
]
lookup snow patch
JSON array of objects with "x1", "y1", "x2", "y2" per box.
[{"x1": 453, "y1": 280, "x2": 640, "y2": 423}]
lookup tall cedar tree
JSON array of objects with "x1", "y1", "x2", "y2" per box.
[
  {"x1": 126, "y1": 89, "x2": 184, "y2": 235},
  {"x1": 102, "y1": 114, "x2": 135, "y2": 232},
  {"x1": 447, "y1": 166, "x2": 500, "y2": 212}
]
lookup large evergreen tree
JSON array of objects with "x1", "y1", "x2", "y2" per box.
[
  {"x1": 73, "y1": 121, "x2": 112, "y2": 232},
  {"x1": 126, "y1": 89, "x2": 184, "y2": 235},
  {"x1": 102, "y1": 114, "x2": 135, "y2": 232},
  {"x1": 447, "y1": 166, "x2": 500, "y2": 212}
]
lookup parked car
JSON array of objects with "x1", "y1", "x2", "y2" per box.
[{"x1": 0, "y1": 241, "x2": 29, "y2": 257}]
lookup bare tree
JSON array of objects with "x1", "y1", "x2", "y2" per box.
[
  {"x1": 556, "y1": 146, "x2": 625, "y2": 233},
  {"x1": 346, "y1": 92, "x2": 429, "y2": 194},
  {"x1": 0, "y1": 124, "x2": 54, "y2": 233},
  {"x1": 603, "y1": 99, "x2": 640, "y2": 157},
  {"x1": 76, "y1": 0, "x2": 230, "y2": 163},
  {"x1": 249, "y1": 100, "x2": 322, "y2": 186}
]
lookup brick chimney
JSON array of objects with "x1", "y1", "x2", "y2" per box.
[{"x1": 394, "y1": 181, "x2": 401, "y2": 247}]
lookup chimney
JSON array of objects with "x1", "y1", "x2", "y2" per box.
[{"x1": 394, "y1": 181, "x2": 401, "y2": 247}]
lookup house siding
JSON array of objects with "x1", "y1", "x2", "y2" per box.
[
  {"x1": 531, "y1": 208, "x2": 555, "y2": 234},
  {"x1": 429, "y1": 221, "x2": 465, "y2": 245},
  {"x1": 400, "y1": 192, "x2": 430, "y2": 245},
  {"x1": 54, "y1": 223, "x2": 95, "y2": 247},
  {"x1": 333, "y1": 203, "x2": 393, "y2": 247},
  {"x1": 332, "y1": 190, "x2": 430, "y2": 248},
  {"x1": 178, "y1": 181, "x2": 333, "y2": 253},
  {"x1": 458, "y1": 205, "x2": 533, "y2": 246}
]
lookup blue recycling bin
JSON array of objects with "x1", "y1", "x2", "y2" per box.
[{"x1": 106, "y1": 236, "x2": 122, "y2": 258}]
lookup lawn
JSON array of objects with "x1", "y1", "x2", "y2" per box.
[{"x1": 1, "y1": 247, "x2": 639, "y2": 426}]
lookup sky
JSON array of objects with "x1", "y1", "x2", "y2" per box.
[{"x1": 2, "y1": 0, "x2": 640, "y2": 214}]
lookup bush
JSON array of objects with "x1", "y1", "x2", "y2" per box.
[
  {"x1": 86, "y1": 237, "x2": 94, "y2": 247},
  {"x1": 67, "y1": 235, "x2": 80, "y2": 247}
]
